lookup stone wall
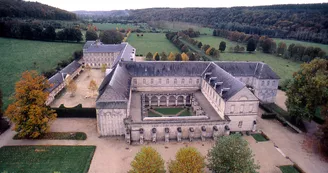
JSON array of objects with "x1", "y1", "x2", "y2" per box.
[
  {"x1": 83, "y1": 52, "x2": 119, "y2": 68},
  {"x1": 228, "y1": 115, "x2": 257, "y2": 132},
  {"x1": 97, "y1": 108, "x2": 127, "y2": 136},
  {"x1": 132, "y1": 77, "x2": 201, "y2": 91}
]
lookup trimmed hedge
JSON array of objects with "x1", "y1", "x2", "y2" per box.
[
  {"x1": 14, "y1": 132, "x2": 87, "y2": 140},
  {"x1": 261, "y1": 113, "x2": 276, "y2": 119},
  {"x1": 53, "y1": 104, "x2": 96, "y2": 118},
  {"x1": 313, "y1": 115, "x2": 325, "y2": 125}
]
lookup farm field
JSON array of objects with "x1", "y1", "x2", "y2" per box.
[
  {"x1": 93, "y1": 23, "x2": 143, "y2": 30},
  {"x1": 127, "y1": 33, "x2": 180, "y2": 55},
  {"x1": 0, "y1": 145, "x2": 96, "y2": 173},
  {"x1": 195, "y1": 35, "x2": 301, "y2": 82},
  {"x1": 273, "y1": 38, "x2": 328, "y2": 53},
  {"x1": 0, "y1": 38, "x2": 83, "y2": 108}
]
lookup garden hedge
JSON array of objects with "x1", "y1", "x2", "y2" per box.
[{"x1": 53, "y1": 104, "x2": 96, "y2": 118}]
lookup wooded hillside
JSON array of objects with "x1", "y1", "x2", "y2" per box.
[{"x1": 0, "y1": 0, "x2": 76, "y2": 20}]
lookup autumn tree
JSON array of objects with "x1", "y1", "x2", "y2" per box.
[
  {"x1": 247, "y1": 38, "x2": 256, "y2": 53},
  {"x1": 168, "y1": 147, "x2": 205, "y2": 173},
  {"x1": 219, "y1": 41, "x2": 226, "y2": 52},
  {"x1": 85, "y1": 64, "x2": 91, "y2": 77},
  {"x1": 160, "y1": 52, "x2": 167, "y2": 61},
  {"x1": 88, "y1": 79, "x2": 98, "y2": 96},
  {"x1": 100, "y1": 30, "x2": 123, "y2": 44},
  {"x1": 181, "y1": 45, "x2": 189, "y2": 53},
  {"x1": 129, "y1": 146, "x2": 165, "y2": 173},
  {"x1": 181, "y1": 53, "x2": 189, "y2": 61},
  {"x1": 86, "y1": 30, "x2": 98, "y2": 41},
  {"x1": 208, "y1": 134, "x2": 260, "y2": 173},
  {"x1": 168, "y1": 52, "x2": 175, "y2": 61},
  {"x1": 202, "y1": 44, "x2": 210, "y2": 52},
  {"x1": 153, "y1": 52, "x2": 160, "y2": 61},
  {"x1": 175, "y1": 53, "x2": 182, "y2": 61},
  {"x1": 0, "y1": 89, "x2": 10, "y2": 133},
  {"x1": 67, "y1": 80, "x2": 77, "y2": 97},
  {"x1": 101, "y1": 64, "x2": 107, "y2": 74},
  {"x1": 146, "y1": 52, "x2": 153, "y2": 61},
  {"x1": 277, "y1": 42, "x2": 287, "y2": 56},
  {"x1": 286, "y1": 58, "x2": 328, "y2": 123},
  {"x1": 5, "y1": 71, "x2": 57, "y2": 138}
]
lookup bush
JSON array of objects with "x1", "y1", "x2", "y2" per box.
[
  {"x1": 261, "y1": 113, "x2": 276, "y2": 119},
  {"x1": 53, "y1": 104, "x2": 96, "y2": 118},
  {"x1": 13, "y1": 132, "x2": 87, "y2": 140},
  {"x1": 168, "y1": 147, "x2": 205, "y2": 173},
  {"x1": 129, "y1": 146, "x2": 165, "y2": 173}
]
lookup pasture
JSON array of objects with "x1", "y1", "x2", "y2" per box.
[
  {"x1": 93, "y1": 23, "x2": 143, "y2": 30},
  {"x1": 127, "y1": 33, "x2": 180, "y2": 55},
  {"x1": 195, "y1": 36, "x2": 301, "y2": 82},
  {"x1": 273, "y1": 38, "x2": 328, "y2": 53},
  {"x1": 0, "y1": 145, "x2": 96, "y2": 173},
  {"x1": 0, "y1": 38, "x2": 83, "y2": 108}
]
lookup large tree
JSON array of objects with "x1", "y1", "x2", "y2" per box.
[
  {"x1": 153, "y1": 52, "x2": 160, "y2": 61},
  {"x1": 168, "y1": 52, "x2": 175, "y2": 61},
  {"x1": 130, "y1": 146, "x2": 165, "y2": 173},
  {"x1": 160, "y1": 52, "x2": 167, "y2": 61},
  {"x1": 5, "y1": 71, "x2": 57, "y2": 138},
  {"x1": 175, "y1": 53, "x2": 182, "y2": 61},
  {"x1": 277, "y1": 42, "x2": 287, "y2": 56},
  {"x1": 100, "y1": 30, "x2": 123, "y2": 44},
  {"x1": 86, "y1": 30, "x2": 98, "y2": 41},
  {"x1": 286, "y1": 58, "x2": 328, "y2": 122},
  {"x1": 247, "y1": 38, "x2": 256, "y2": 52},
  {"x1": 168, "y1": 147, "x2": 205, "y2": 173},
  {"x1": 146, "y1": 52, "x2": 153, "y2": 61},
  {"x1": 208, "y1": 134, "x2": 260, "y2": 173},
  {"x1": 219, "y1": 41, "x2": 226, "y2": 52}
]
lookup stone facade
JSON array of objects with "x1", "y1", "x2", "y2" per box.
[
  {"x1": 97, "y1": 109, "x2": 127, "y2": 136},
  {"x1": 83, "y1": 52, "x2": 119, "y2": 68}
]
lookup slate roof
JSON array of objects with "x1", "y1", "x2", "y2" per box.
[
  {"x1": 215, "y1": 61, "x2": 280, "y2": 79},
  {"x1": 112, "y1": 43, "x2": 135, "y2": 67},
  {"x1": 85, "y1": 44, "x2": 125, "y2": 53},
  {"x1": 202, "y1": 62, "x2": 245, "y2": 101},
  {"x1": 83, "y1": 41, "x2": 95, "y2": 50},
  {"x1": 47, "y1": 61, "x2": 81, "y2": 92}
]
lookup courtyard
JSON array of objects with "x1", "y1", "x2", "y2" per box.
[{"x1": 50, "y1": 69, "x2": 104, "y2": 108}]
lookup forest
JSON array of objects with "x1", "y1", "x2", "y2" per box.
[
  {"x1": 101, "y1": 4, "x2": 328, "y2": 44},
  {"x1": 0, "y1": 0, "x2": 76, "y2": 20}
]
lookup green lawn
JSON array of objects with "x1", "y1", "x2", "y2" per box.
[
  {"x1": 154, "y1": 108, "x2": 184, "y2": 115},
  {"x1": 148, "y1": 110, "x2": 162, "y2": 117},
  {"x1": 195, "y1": 35, "x2": 301, "y2": 82},
  {"x1": 251, "y1": 133, "x2": 269, "y2": 142},
  {"x1": 0, "y1": 38, "x2": 83, "y2": 108},
  {"x1": 279, "y1": 165, "x2": 300, "y2": 173},
  {"x1": 179, "y1": 109, "x2": 192, "y2": 116},
  {"x1": 0, "y1": 145, "x2": 96, "y2": 173},
  {"x1": 273, "y1": 38, "x2": 328, "y2": 53},
  {"x1": 127, "y1": 33, "x2": 180, "y2": 55},
  {"x1": 93, "y1": 23, "x2": 141, "y2": 30}
]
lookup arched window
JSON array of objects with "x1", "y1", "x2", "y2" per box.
[
  {"x1": 181, "y1": 78, "x2": 185, "y2": 84},
  {"x1": 159, "y1": 78, "x2": 161, "y2": 84},
  {"x1": 238, "y1": 121, "x2": 243, "y2": 128},
  {"x1": 166, "y1": 79, "x2": 169, "y2": 84},
  {"x1": 189, "y1": 78, "x2": 192, "y2": 84},
  {"x1": 174, "y1": 79, "x2": 177, "y2": 84},
  {"x1": 143, "y1": 79, "x2": 146, "y2": 84}
]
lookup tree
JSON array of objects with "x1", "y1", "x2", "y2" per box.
[
  {"x1": 175, "y1": 53, "x2": 182, "y2": 61},
  {"x1": 5, "y1": 71, "x2": 57, "y2": 138},
  {"x1": 286, "y1": 58, "x2": 328, "y2": 122},
  {"x1": 85, "y1": 64, "x2": 91, "y2": 77},
  {"x1": 247, "y1": 38, "x2": 256, "y2": 52},
  {"x1": 160, "y1": 52, "x2": 167, "y2": 61},
  {"x1": 197, "y1": 42, "x2": 203, "y2": 48},
  {"x1": 202, "y1": 44, "x2": 210, "y2": 52},
  {"x1": 153, "y1": 52, "x2": 160, "y2": 61},
  {"x1": 66, "y1": 80, "x2": 77, "y2": 97},
  {"x1": 101, "y1": 64, "x2": 107, "y2": 74},
  {"x1": 129, "y1": 146, "x2": 165, "y2": 173},
  {"x1": 277, "y1": 42, "x2": 287, "y2": 56},
  {"x1": 168, "y1": 147, "x2": 205, "y2": 173},
  {"x1": 181, "y1": 53, "x2": 189, "y2": 61},
  {"x1": 168, "y1": 52, "x2": 175, "y2": 61},
  {"x1": 181, "y1": 45, "x2": 189, "y2": 53},
  {"x1": 318, "y1": 118, "x2": 328, "y2": 157},
  {"x1": 88, "y1": 79, "x2": 98, "y2": 96},
  {"x1": 100, "y1": 30, "x2": 123, "y2": 44},
  {"x1": 234, "y1": 45, "x2": 240, "y2": 53},
  {"x1": 219, "y1": 41, "x2": 226, "y2": 52},
  {"x1": 42, "y1": 26, "x2": 56, "y2": 41},
  {"x1": 262, "y1": 38, "x2": 273, "y2": 53},
  {"x1": 208, "y1": 134, "x2": 260, "y2": 173},
  {"x1": 86, "y1": 30, "x2": 98, "y2": 41},
  {"x1": 206, "y1": 47, "x2": 213, "y2": 55},
  {"x1": 146, "y1": 52, "x2": 153, "y2": 61},
  {"x1": 213, "y1": 49, "x2": 220, "y2": 59}
]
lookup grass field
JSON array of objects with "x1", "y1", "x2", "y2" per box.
[
  {"x1": 0, "y1": 38, "x2": 83, "y2": 109},
  {"x1": 251, "y1": 133, "x2": 269, "y2": 142},
  {"x1": 0, "y1": 145, "x2": 96, "y2": 173},
  {"x1": 127, "y1": 33, "x2": 180, "y2": 55},
  {"x1": 273, "y1": 38, "x2": 328, "y2": 53},
  {"x1": 93, "y1": 23, "x2": 143, "y2": 30},
  {"x1": 195, "y1": 35, "x2": 301, "y2": 82},
  {"x1": 154, "y1": 108, "x2": 184, "y2": 115},
  {"x1": 279, "y1": 165, "x2": 300, "y2": 173}
]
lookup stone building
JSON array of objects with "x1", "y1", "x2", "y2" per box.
[
  {"x1": 96, "y1": 61, "x2": 280, "y2": 143},
  {"x1": 46, "y1": 61, "x2": 82, "y2": 105},
  {"x1": 83, "y1": 41, "x2": 135, "y2": 68}
]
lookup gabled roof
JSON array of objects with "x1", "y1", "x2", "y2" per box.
[
  {"x1": 203, "y1": 62, "x2": 245, "y2": 101},
  {"x1": 85, "y1": 44, "x2": 125, "y2": 53}
]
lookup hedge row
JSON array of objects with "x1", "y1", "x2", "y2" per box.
[
  {"x1": 261, "y1": 113, "x2": 276, "y2": 119},
  {"x1": 53, "y1": 106, "x2": 96, "y2": 118}
]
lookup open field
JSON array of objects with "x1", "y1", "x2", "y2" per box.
[
  {"x1": 0, "y1": 38, "x2": 83, "y2": 108},
  {"x1": 0, "y1": 145, "x2": 96, "y2": 173},
  {"x1": 273, "y1": 38, "x2": 328, "y2": 53},
  {"x1": 93, "y1": 23, "x2": 144, "y2": 30},
  {"x1": 128, "y1": 33, "x2": 180, "y2": 55},
  {"x1": 195, "y1": 36, "x2": 302, "y2": 82}
]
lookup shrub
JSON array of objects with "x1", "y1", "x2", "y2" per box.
[
  {"x1": 261, "y1": 113, "x2": 276, "y2": 119},
  {"x1": 168, "y1": 147, "x2": 205, "y2": 173},
  {"x1": 129, "y1": 146, "x2": 165, "y2": 173}
]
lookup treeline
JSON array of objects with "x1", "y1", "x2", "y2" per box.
[
  {"x1": 0, "y1": 20, "x2": 82, "y2": 42},
  {"x1": 0, "y1": 0, "x2": 76, "y2": 20},
  {"x1": 145, "y1": 52, "x2": 200, "y2": 61},
  {"x1": 213, "y1": 29, "x2": 327, "y2": 62},
  {"x1": 115, "y1": 3, "x2": 328, "y2": 44}
]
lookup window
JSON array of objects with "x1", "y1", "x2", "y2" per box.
[
  {"x1": 166, "y1": 78, "x2": 169, "y2": 84},
  {"x1": 143, "y1": 79, "x2": 146, "y2": 84},
  {"x1": 133, "y1": 79, "x2": 137, "y2": 85},
  {"x1": 240, "y1": 104, "x2": 244, "y2": 113},
  {"x1": 267, "y1": 81, "x2": 270, "y2": 86},
  {"x1": 249, "y1": 104, "x2": 253, "y2": 112},
  {"x1": 261, "y1": 81, "x2": 264, "y2": 86},
  {"x1": 189, "y1": 78, "x2": 192, "y2": 84},
  {"x1": 272, "y1": 81, "x2": 276, "y2": 86},
  {"x1": 196, "y1": 79, "x2": 200, "y2": 84},
  {"x1": 238, "y1": 121, "x2": 243, "y2": 128},
  {"x1": 159, "y1": 78, "x2": 162, "y2": 84},
  {"x1": 174, "y1": 78, "x2": 177, "y2": 84},
  {"x1": 230, "y1": 105, "x2": 235, "y2": 113},
  {"x1": 151, "y1": 79, "x2": 154, "y2": 84},
  {"x1": 182, "y1": 78, "x2": 185, "y2": 84}
]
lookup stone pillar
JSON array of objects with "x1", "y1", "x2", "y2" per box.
[
  {"x1": 165, "y1": 128, "x2": 170, "y2": 143},
  {"x1": 157, "y1": 96, "x2": 160, "y2": 107},
  {"x1": 224, "y1": 125, "x2": 230, "y2": 136},
  {"x1": 152, "y1": 128, "x2": 157, "y2": 143},
  {"x1": 139, "y1": 128, "x2": 144, "y2": 144},
  {"x1": 125, "y1": 129, "x2": 131, "y2": 144},
  {"x1": 252, "y1": 120, "x2": 257, "y2": 132},
  {"x1": 148, "y1": 96, "x2": 151, "y2": 108},
  {"x1": 177, "y1": 127, "x2": 182, "y2": 142},
  {"x1": 175, "y1": 97, "x2": 178, "y2": 106},
  {"x1": 201, "y1": 126, "x2": 206, "y2": 141},
  {"x1": 213, "y1": 126, "x2": 219, "y2": 141},
  {"x1": 189, "y1": 127, "x2": 194, "y2": 142},
  {"x1": 166, "y1": 96, "x2": 169, "y2": 107},
  {"x1": 183, "y1": 96, "x2": 187, "y2": 106}
]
